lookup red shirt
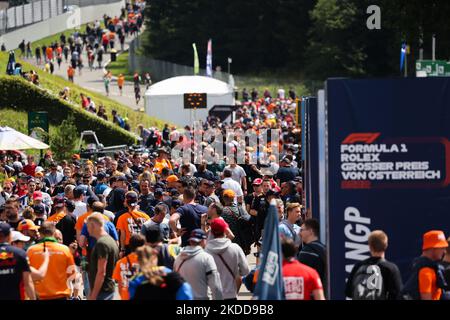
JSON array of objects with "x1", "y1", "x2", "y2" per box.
[
  {"x1": 23, "y1": 164, "x2": 36, "y2": 177},
  {"x1": 282, "y1": 259, "x2": 323, "y2": 300}
]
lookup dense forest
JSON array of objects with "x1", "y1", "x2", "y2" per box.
[{"x1": 143, "y1": 0, "x2": 450, "y2": 80}]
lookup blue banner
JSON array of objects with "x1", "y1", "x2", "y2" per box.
[
  {"x1": 254, "y1": 201, "x2": 285, "y2": 300},
  {"x1": 325, "y1": 78, "x2": 450, "y2": 300}
]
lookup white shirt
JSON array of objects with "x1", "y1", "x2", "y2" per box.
[
  {"x1": 224, "y1": 165, "x2": 246, "y2": 184},
  {"x1": 73, "y1": 200, "x2": 87, "y2": 219},
  {"x1": 221, "y1": 178, "x2": 243, "y2": 204}
]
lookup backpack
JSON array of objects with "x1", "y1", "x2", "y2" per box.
[
  {"x1": 401, "y1": 256, "x2": 449, "y2": 300},
  {"x1": 351, "y1": 261, "x2": 386, "y2": 300},
  {"x1": 117, "y1": 116, "x2": 125, "y2": 128},
  {"x1": 156, "y1": 244, "x2": 175, "y2": 269}
]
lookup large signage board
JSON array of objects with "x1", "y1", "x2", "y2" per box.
[{"x1": 325, "y1": 78, "x2": 450, "y2": 300}]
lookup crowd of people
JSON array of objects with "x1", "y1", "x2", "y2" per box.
[{"x1": 1, "y1": 81, "x2": 449, "y2": 301}]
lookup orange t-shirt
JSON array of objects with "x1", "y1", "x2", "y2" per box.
[
  {"x1": 154, "y1": 159, "x2": 173, "y2": 175},
  {"x1": 118, "y1": 76, "x2": 125, "y2": 87},
  {"x1": 47, "y1": 212, "x2": 66, "y2": 224},
  {"x1": 67, "y1": 67, "x2": 75, "y2": 77},
  {"x1": 46, "y1": 47, "x2": 53, "y2": 60},
  {"x1": 109, "y1": 32, "x2": 116, "y2": 40},
  {"x1": 419, "y1": 267, "x2": 442, "y2": 300},
  {"x1": 112, "y1": 253, "x2": 140, "y2": 300},
  {"x1": 75, "y1": 211, "x2": 109, "y2": 232},
  {"x1": 116, "y1": 210, "x2": 150, "y2": 246},
  {"x1": 27, "y1": 240, "x2": 76, "y2": 300}
]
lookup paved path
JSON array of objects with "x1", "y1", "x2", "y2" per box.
[{"x1": 23, "y1": 32, "x2": 145, "y2": 112}]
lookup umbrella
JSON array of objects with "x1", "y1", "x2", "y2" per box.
[{"x1": 0, "y1": 127, "x2": 49, "y2": 150}]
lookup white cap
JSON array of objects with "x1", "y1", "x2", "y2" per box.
[
  {"x1": 11, "y1": 231, "x2": 30, "y2": 243},
  {"x1": 35, "y1": 166, "x2": 44, "y2": 173}
]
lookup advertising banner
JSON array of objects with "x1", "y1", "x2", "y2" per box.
[{"x1": 325, "y1": 78, "x2": 450, "y2": 300}]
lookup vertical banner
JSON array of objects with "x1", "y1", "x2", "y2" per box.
[
  {"x1": 325, "y1": 78, "x2": 450, "y2": 300},
  {"x1": 206, "y1": 39, "x2": 213, "y2": 77},
  {"x1": 192, "y1": 43, "x2": 199, "y2": 75}
]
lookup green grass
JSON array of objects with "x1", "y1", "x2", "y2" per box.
[
  {"x1": 0, "y1": 52, "x2": 164, "y2": 131},
  {"x1": 107, "y1": 50, "x2": 134, "y2": 81}
]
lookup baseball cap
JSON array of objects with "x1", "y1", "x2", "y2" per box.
[
  {"x1": 17, "y1": 219, "x2": 40, "y2": 232},
  {"x1": 0, "y1": 223, "x2": 12, "y2": 237},
  {"x1": 171, "y1": 199, "x2": 182, "y2": 209},
  {"x1": 11, "y1": 231, "x2": 30, "y2": 243},
  {"x1": 188, "y1": 229, "x2": 207, "y2": 243},
  {"x1": 422, "y1": 230, "x2": 448, "y2": 250},
  {"x1": 32, "y1": 204, "x2": 46, "y2": 215},
  {"x1": 53, "y1": 196, "x2": 66, "y2": 208},
  {"x1": 35, "y1": 166, "x2": 44, "y2": 174},
  {"x1": 223, "y1": 189, "x2": 236, "y2": 199},
  {"x1": 167, "y1": 175, "x2": 179, "y2": 183},
  {"x1": 210, "y1": 218, "x2": 229, "y2": 236},
  {"x1": 252, "y1": 178, "x2": 263, "y2": 185},
  {"x1": 125, "y1": 191, "x2": 139, "y2": 206},
  {"x1": 97, "y1": 172, "x2": 107, "y2": 180},
  {"x1": 32, "y1": 191, "x2": 43, "y2": 201},
  {"x1": 154, "y1": 188, "x2": 164, "y2": 196},
  {"x1": 169, "y1": 188, "x2": 180, "y2": 196},
  {"x1": 116, "y1": 175, "x2": 128, "y2": 182}
]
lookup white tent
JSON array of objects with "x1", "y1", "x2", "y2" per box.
[
  {"x1": 144, "y1": 76, "x2": 234, "y2": 126},
  {"x1": 0, "y1": 126, "x2": 49, "y2": 150}
]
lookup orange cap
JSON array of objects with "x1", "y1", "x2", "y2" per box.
[
  {"x1": 167, "y1": 175, "x2": 179, "y2": 183},
  {"x1": 17, "y1": 219, "x2": 40, "y2": 232},
  {"x1": 223, "y1": 189, "x2": 236, "y2": 199},
  {"x1": 422, "y1": 230, "x2": 448, "y2": 250}
]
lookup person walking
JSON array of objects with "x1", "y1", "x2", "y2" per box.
[
  {"x1": 128, "y1": 246, "x2": 193, "y2": 300},
  {"x1": 298, "y1": 218, "x2": 327, "y2": 289},
  {"x1": 0, "y1": 223, "x2": 36, "y2": 300},
  {"x1": 173, "y1": 229, "x2": 223, "y2": 300},
  {"x1": 205, "y1": 218, "x2": 249, "y2": 300},
  {"x1": 67, "y1": 65, "x2": 75, "y2": 83},
  {"x1": 401, "y1": 230, "x2": 449, "y2": 300},
  {"x1": 345, "y1": 230, "x2": 403, "y2": 300},
  {"x1": 281, "y1": 238, "x2": 325, "y2": 300},
  {"x1": 112, "y1": 234, "x2": 145, "y2": 300},
  {"x1": 103, "y1": 71, "x2": 112, "y2": 96},
  {"x1": 86, "y1": 212, "x2": 119, "y2": 300},
  {"x1": 27, "y1": 222, "x2": 79, "y2": 300},
  {"x1": 117, "y1": 73, "x2": 125, "y2": 96}
]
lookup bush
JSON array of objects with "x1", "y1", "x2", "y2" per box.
[{"x1": 0, "y1": 76, "x2": 137, "y2": 146}]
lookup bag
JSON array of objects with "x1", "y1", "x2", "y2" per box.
[
  {"x1": 228, "y1": 206, "x2": 253, "y2": 255},
  {"x1": 217, "y1": 253, "x2": 241, "y2": 294},
  {"x1": 351, "y1": 262, "x2": 386, "y2": 300},
  {"x1": 117, "y1": 116, "x2": 125, "y2": 128},
  {"x1": 157, "y1": 244, "x2": 175, "y2": 269}
]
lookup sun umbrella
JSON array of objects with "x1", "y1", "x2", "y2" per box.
[{"x1": 0, "y1": 127, "x2": 49, "y2": 150}]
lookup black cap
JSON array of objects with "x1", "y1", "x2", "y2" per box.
[
  {"x1": 32, "y1": 204, "x2": 46, "y2": 215},
  {"x1": 154, "y1": 188, "x2": 164, "y2": 196},
  {"x1": 171, "y1": 199, "x2": 182, "y2": 209},
  {"x1": 125, "y1": 191, "x2": 138, "y2": 206},
  {"x1": 0, "y1": 223, "x2": 12, "y2": 237},
  {"x1": 97, "y1": 172, "x2": 107, "y2": 180},
  {"x1": 117, "y1": 175, "x2": 128, "y2": 182}
]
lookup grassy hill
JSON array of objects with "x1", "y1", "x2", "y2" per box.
[{"x1": 0, "y1": 51, "x2": 165, "y2": 145}]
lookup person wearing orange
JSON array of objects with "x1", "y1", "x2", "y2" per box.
[
  {"x1": 67, "y1": 65, "x2": 75, "y2": 82},
  {"x1": 27, "y1": 222, "x2": 79, "y2": 300},
  {"x1": 45, "y1": 46, "x2": 53, "y2": 62},
  {"x1": 117, "y1": 73, "x2": 125, "y2": 96},
  {"x1": 154, "y1": 147, "x2": 173, "y2": 175},
  {"x1": 112, "y1": 234, "x2": 145, "y2": 300},
  {"x1": 402, "y1": 230, "x2": 448, "y2": 300},
  {"x1": 109, "y1": 31, "x2": 116, "y2": 49},
  {"x1": 116, "y1": 191, "x2": 150, "y2": 255}
]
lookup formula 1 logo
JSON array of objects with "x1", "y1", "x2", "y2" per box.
[{"x1": 342, "y1": 133, "x2": 381, "y2": 144}]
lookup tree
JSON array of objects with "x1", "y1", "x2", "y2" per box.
[{"x1": 50, "y1": 115, "x2": 78, "y2": 161}]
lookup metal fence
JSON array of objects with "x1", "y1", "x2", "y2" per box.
[
  {"x1": 66, "y1": 0, "x2": 123, "y2": 7},
  {"x1": 0, "y1": 0, "x2": 123, "y2": 35},
  {"x1": 0, "y1": 0, "x2": 64, "y2": 35}
]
